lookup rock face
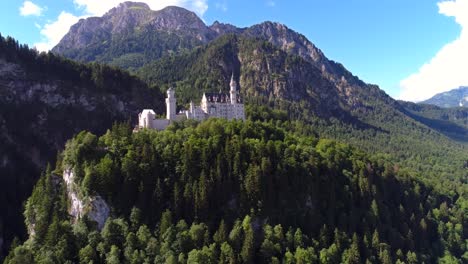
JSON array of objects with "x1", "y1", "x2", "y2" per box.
[
  {"x1": 210, "y1": 21, "x2": 243, "y2": 35},
  {"x1": 421, "y1": 86, "x2": 468, "y2": 108},
  {"x1": 52, "y1": 2, "x2": 376, "y2": 107},
  {"x1": 0, "y1": 38, "x2": 162, "y2": 254},
  {"x1": 51, "y1": 0, "x2": 365, "y2": 87},
  {"x1": 63, "y1": 169, "x2": 110, "y2": 229},
  {"x1": 63, "y1": 169, "x2": 84, "y2": 219},
  {"x1": 0, "y1": 58, "x2": 158, "y2": 169},
  {"x1": 52, "y1": 2, "x2": 216, "y2": 66}
]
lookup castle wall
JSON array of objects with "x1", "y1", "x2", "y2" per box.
[{"x1": 150, "y1": 119, "x2": 170, "y2": 130}]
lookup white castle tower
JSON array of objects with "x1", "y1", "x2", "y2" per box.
[
  {"x1": 230, "y1": 73, "x2": 237, "y2": 104},
  {"x1": 166, "y1": 87, "x2": 176, "y2": 120},
  {"x1": 138, "y1": 76, "x2": 245, "y2": 131}
]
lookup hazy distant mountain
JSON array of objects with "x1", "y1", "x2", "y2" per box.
[{"x1": 421, "y1": 86, "x2": 468, "y2": 108}]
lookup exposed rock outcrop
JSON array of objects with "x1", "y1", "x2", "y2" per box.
[
  {"x1": 52, "y1": 2, "x2": 216, "y2": 63},
  {"x1": 51, "y1": 2, "x2": 374, "y2": 104},
  {"x1": 0, "y1": 42, "x2": 161, "y2": 253},
  {"x1": 63, "y1": 169, "x2": 109, "y2": 229}
]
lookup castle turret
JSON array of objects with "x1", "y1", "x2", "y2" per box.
[
  {"x1": 166, "y1": 87, "x2": 176, "y2": 120},
  {"x1": 230, "y1": 73, "x2": 237, "y2": 104}
]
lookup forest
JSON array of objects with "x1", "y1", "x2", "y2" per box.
[
  {"x1": 4, "y1": 119, "x2": 467, "y2": 263},
  {"x1": 0, "y1": 33, "x2": 161, "y2": 258},
  {"x1": 1, "y1": 32, "x2": 467, "y2": 264}
]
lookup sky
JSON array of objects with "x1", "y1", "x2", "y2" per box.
[{"x1": 0, "y1": 0, "x2": 467, "y2": 102}]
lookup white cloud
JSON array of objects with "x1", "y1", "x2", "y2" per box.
[
  {"x1": 73, "y1": 0, "x2": 208, "y2": 17},
  {"x1": 399, "y1": 0, "x2": 468, "y2": 102},
  {"x1": 266, "y1": 1, "x2": 276, "y2": 7},
  {"x1": 34, "y1": 0, "x2": 209, "y2": 51},
  {"x1": 20, "y1": 1, "x2": 44, "y2": 16},
  {"x1": 34, "y1": 11, "x2": 82, "y2": 52}
]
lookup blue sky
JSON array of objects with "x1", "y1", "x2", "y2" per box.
[{"x1": 1, "y1": 0, "x2": 467, "y2": 101}]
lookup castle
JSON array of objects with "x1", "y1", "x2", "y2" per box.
[{"x1": 138, "y1": 74, "x2": 245, "y2": 130}]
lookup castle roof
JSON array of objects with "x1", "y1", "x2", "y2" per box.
[
  {"x1": 140, "y1": 109, "x2": 156, "y2": 115},
  {"x1": 203, "y1": 92, "x2": 231, "y2": 103}
]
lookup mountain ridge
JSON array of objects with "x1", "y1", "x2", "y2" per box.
[
  {"x1": 421, "y1": 86, "x2": 468, "y2": 108},
  {"x1": 1, "y1": 3, "x2": 468, "y2": 260},
  {"x1": 52, "y1": 0, "x2": 364, "y2": 91},
  {"x1": 51, "y1": 2, "x2": 468, "y2": 171}
]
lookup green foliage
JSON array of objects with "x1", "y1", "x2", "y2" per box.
[
  {"x1": 1, "y1": 30, "x2": 467, "y2": 263},
  {"x1": 137, "y1": 34, "x2": 467, "y2": 193},
  {"x1": 0, "y1": 33, "x2": 163, "y2": 258},
  {"x1": 57, "y1": 27, "x2": 206, "y2": 71},
  {"x1": 399, "y1": 101, "x2": 468, "y2": 142},
  {"x1": 6, "y1": 119, "x2": 467, "y2": 263}
]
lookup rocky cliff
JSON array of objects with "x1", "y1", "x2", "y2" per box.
[
  {"x1": 0, "y1": 35, "x2": 162, "y2": 255},
  {"x1": 63, "y1": 169, "x2": 109, "y2": 229},
  {"x1": 51, "y1": 0, "x2": 371, "y2": 88},
  {"x1": 52, "y1": 2, "x2": 215, "y2": 67},
  {"x1": 52, "y1": 2, "x2": 393, "y2": 122}
]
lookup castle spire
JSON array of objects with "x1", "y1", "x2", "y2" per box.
[
  {"x1": 230, "y1": 72, "x2": 236, "y2": 91},
  {"x1": 230, "y1": 72, "x2": 237, "y2": 104}
]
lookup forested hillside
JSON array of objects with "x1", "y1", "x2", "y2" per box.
[
  {"x1": 0, "y1": 33, "x2": 162, "y2": 257},
  {"x1": 51, "y1": 2, "x2": 468, "y2": 189},
  {"x1": 399, "y1": 101, "x2": 468, "y2": 142},
  {"x1": 5, "y1": 120, "x2": 467, "y2": 263},
  {"x1": 1, "y1": 2, "x2": 467, "y2": 262},
  {"x1": 138, "y1": 34, "x2": 468, "y2": 190}
]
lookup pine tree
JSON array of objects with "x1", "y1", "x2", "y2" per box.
[
  {"x1": 106, "y1": 245, "x2": 121, "y2": 264},
  {"x1": 213, "y1": 219, "x2": 228, "y2": 244},
  {"x1": 219, "y1": 242, "x2": 237, "y2": 264},
  {"x1": 240, "y1": 216, "x2": 255, "y2": 263},
  {"x1": 342, "y1": 234, "x2": 360, "y2": 264},
  {"x1": 159, "y1": 210, "x2": 173, "y2": 238}
]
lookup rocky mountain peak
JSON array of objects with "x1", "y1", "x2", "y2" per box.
[
  {"x1": 52, "y1": 2, "x2": 362, "y2": 88},
  {"x1": 105, "y1": 1, "x2": 151, "y2": 15},
  {"x1": 150, "y1": 5, "x2": 208, "y2": 32},
  {"x1": 52, "y1": 2, "x2": 214, "y2": 56},
  {"x1": 245, "y1": 21, "x2": 323, "y2": 62},
  {"x1": 103, "y1": 2, "x2": 154, "y2": 34},
  {"x1": 210, "y1": 21, "x2": 242, "y2": 35},
  {"x1": 102, "y1": 3, "x2": 208, "y2": 32}
]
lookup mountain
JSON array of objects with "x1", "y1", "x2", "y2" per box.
[
  {"x1": 421, "y1": 86, "x2": 468, "y2": 108},
  {"x1": 0, "y1": 34, "x2": 162, "y2": 257},
  {"x1": 52, "y1": 2, "x2": 215, "y2": 70},
  {"x1": 53, "y1": 1, "x2": 467, "y2": 187},
  {"x1": 137, "y1": 34, "x2": 468, "y2": 182},
  {"x1": 52, "y1": 1, "x2": 365, "y2": 88},
  {"x1": 2, "y1": 2, "x2": 468, "y2": 262}
]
